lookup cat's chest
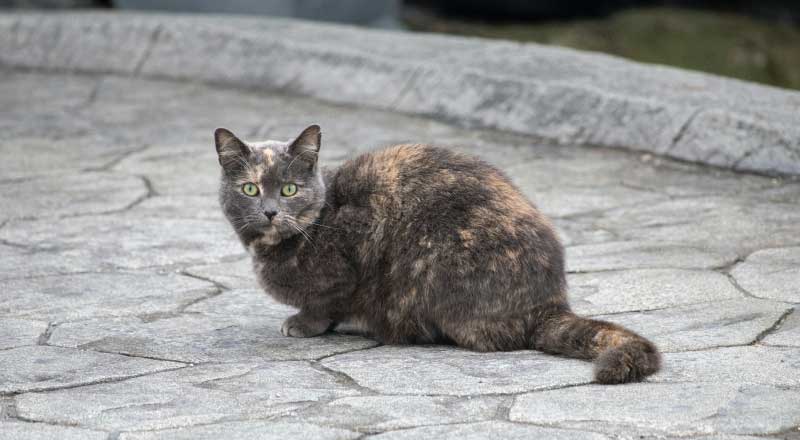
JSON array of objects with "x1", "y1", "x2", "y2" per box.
[{"x1": 252, "y1": 256, "x2": 305, "y2": 305}]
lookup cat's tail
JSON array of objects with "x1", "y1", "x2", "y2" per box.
[{"x1": 531, "y1": 304, "x2": 661, "y2": 384}]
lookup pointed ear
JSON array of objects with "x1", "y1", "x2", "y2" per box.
[
  {"x1": 214, "y1": 128, "x2": 251, "y2": 170},
  {"x1": 287, "y1": 124, "x2": 321, "y2": 170}
]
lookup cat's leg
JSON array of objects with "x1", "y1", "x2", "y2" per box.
[{"x1": 280, "y1": 311, "x2": 334, "y2": 338}]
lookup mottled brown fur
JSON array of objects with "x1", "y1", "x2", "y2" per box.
[{"x1": 215, "y1": 125, "x2": 661, "y2": 384}]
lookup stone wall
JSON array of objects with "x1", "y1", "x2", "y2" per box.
[{"x1": 1, "y1": 12, "x2": 798, "y2": 175}]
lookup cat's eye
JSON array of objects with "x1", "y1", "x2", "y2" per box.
[
  {"x1": 281, "y1": 183, "x2": 298, "y2": 197},
  {"x1": 242, "y1": 183, "x2": 259, "y2": 196}
]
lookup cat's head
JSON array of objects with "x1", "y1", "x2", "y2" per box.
[{"x1": 214, "y1": 125, "x2": 325, "y2": 248}]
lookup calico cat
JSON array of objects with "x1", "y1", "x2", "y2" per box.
[{"x1": 215, "y1": 124, "x2": 661, "y2": 384}]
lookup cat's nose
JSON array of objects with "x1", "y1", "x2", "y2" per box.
[{"x1": 264, "y1": 210, "x2": 278, "y2": 221}]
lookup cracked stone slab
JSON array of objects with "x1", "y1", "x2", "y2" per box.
[
  {"x1": 0, "y1": 245, "x2": 99, "y2": 280},
  {"x1": 0, "y1": 135, "x2": 141, "y2": 181},
  {"x1": 0, "y1": 318, "x2": 48, "y2": 350},
  {"x1": 0, "y1": 172, "x2": 147, "y2": 221},
  {"x1": 279, "y1": 395, "x2": 507, "y2": 433},
  {"x1": 510, "y1": 383, "x2": 800, "y2": 436},
  {"x1": 762, "y1": 310, "x2": 800, "y2": 347},
  {"x1": 111, "y1": 143, "x2": 223, "y2": 196},
  {"x1": 594, "y1": 196, "x2": 800, "y2": 256},
  {"x1": 118, "y1": 421, "x2": 359, "y2": 440},
  {"x1": 184, "y1": 288, "x2": 282, "y2": 316},
  {"x1": 15, "y1": 362, "x2": 359, "y2": 431},
  {"x1": 49, "y1": 305, "x2": 378, "y2": 363},
  {"x1": 321, "y1": 345, "x2": 592, "y2": 395},
  {"x1": 0, "y1": 421, "x2": 107, "y2": 440},
  {"x1": 183, "y1": 259, "x2": 256, "y2": 290},
  {"x1": 128, "y1": 194, "x2": 224, "y2": 220},
  {"x1": 0, "y1": 71, "x2": 97, "y2": 113},
  {"x1": 0, "y1": 272, "x2": 216, "y2": 322},
  {"x1": 0, "y1": 215, "x2": 245, "y2": 270},
  {"x1": 0, "y1": 345, "x2": 184, "y2": 394},
  {"x1": 730, "y1": 247, "x2": 800, "y2": 303},
  {"x1": 654, "y1": 346, "x2": 800, "y2": 387},
  {"x1": 527, "y1": 185, "x2": 666, "y2": 219},
  {"x1": 369, "y1": 421, "x2": 612, "y2": 440},
  {"x1": 566, "y1": 241, "x2": 736, "y2": 272},
  {"x1": 593, "y1": 298, "x2": 793, "y2": 352},
  {"x1": 567, "y1": 268, "x2": 742, "y2": 315}
]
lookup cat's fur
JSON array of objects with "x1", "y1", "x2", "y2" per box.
[{"x1": 215, "y1": 124, "x2": 661, "y2": 384}]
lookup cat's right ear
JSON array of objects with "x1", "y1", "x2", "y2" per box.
[{"x1": 214, "y1": 128, "x2": 251, "y2": 171}]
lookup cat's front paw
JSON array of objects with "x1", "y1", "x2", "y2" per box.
[{"x1": 280, "y1": 314, "x2": 332, "y2": 338}]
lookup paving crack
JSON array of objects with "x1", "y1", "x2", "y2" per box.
[
  {"x1": 37, "y1": 322, "x2": 57, "y2": 345},
  {"x1": 84, "y1": 144, "x2": 150, "y2": 172},
  {"x1": 751, "y1": 308, "x2": 795, "y2": 345},
  {"x1": 667, "y1": 108, "x2": 703, "y2": 153},
  {"x1": 387, "y1": 66, "x2": 423, "y2": 110},
  {"x1": 9, "y1": 414, "x2": 84, "y2": 428},
  {"x1": 2, "y1": 363, "x2": 188, "y2": 396},
  {"x1": 74, "y1": 345, "x2": 193, "y2": 365},
  {"x1": 133, "y1": 24, "x2": 163, "y2": 76},
  {"x1": 308, "y1": 361, "x2": 378, "y2": 396},
  {"x1": 314, "y1": 343, "x2": 384, "y2": 363}
]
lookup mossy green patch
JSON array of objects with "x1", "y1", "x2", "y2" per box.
[{"x1": 405, "y1": 7, "x2": 800, "y2": 90}]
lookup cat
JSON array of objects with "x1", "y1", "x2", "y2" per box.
[{"x1": 215, "y1": 124, "x2": 661, "y2": 384}]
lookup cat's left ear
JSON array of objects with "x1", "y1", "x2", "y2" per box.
[
  {"x1": 214, "y1": 128, "x2": 252, "y2": 171},
  {"x1": 287, "y1": 124, "x2": 321, "y2": 170}
]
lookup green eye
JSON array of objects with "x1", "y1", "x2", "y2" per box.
[
  {"x1": 281, "y1": 183, "x2": 298, "y2": 197},
  {"x1": 242, "y1": 183, "x2": 259, "y2": 196}
]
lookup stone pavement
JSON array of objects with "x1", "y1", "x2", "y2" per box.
[{"x1": 1, "y1": 69, "x2": 799, "y2": 439}]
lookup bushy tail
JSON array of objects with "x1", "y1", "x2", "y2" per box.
[{"x1": 532, "y1": 305, "x2": 661, "y2": 384}]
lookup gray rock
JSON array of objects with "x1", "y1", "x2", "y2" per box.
[
  {"x1": 183, "y1": 259, "x2": 256, "y2": 290},
  {"x1": 654, "y1": 346, "x2": 800, "y2": 387},
  {"x1": 0, "y1": 172, "x2": 147, "y2": 221},
  {"x1": 566, "y1": 241, "x2": 737, "y2": 273},
  {"x1": 118, "y1": 421, "x2": 359, "y2": 440},
  {"x1": 0, "y1": 215, "x2": 245, "y2": 270},
  {"x1": 0, "y1": 421, "x2": 107, "y2": 440},
  {"x1": 567, "y1": 269, "x2": 742, "y2": 315},
  {"x1": 281, "y1": 395, "x2": 506, "y2": 433},
  {"x1": 0, "y1": 318, "x2": 48, "y2": 349},
  {"x1": 0, "y1": 345, "x2": 184, "y2": 394},
  {"x1": 369, "y1": 421, "x2": 611, "y2": 440},
  {"x1": 0, "y1": 272, "x2": 215, "y2": 322},
  {"x1": 594, "y1": 299, "x2": 791, "y2": 352},
  {"x1": 321, "y1": 345, "x2": 592, "y2": 395},
  {"x1": 49, "y1": 310, "x2": 378, "y2": 363},
  {"x1": 731, "y1": 247, "x2": 800, "y2": 303},
  {"x1": 762, "y1": 310, "x2": 800, "y2": 347},
  {"x1": 15, "y1": 362, "x2": 359, "y2": 431},
  {"x1": 509, "y1": 383, "x2": 800, "y2": 436}
]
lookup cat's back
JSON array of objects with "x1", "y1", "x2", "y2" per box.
[
  {"x1": 331, "y1": 144, "x2": 560, "y2": 257},
  {"x1": 333, "y1": 144, "x2": 520, "y2": 213}
]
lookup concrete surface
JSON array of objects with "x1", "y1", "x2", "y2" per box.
[
  {"x1": 1, "y1": 67, "x2": 799, "y2": 439},
  {"x1": 2, "y1": 11, "x2": 800, "y2": 439},
  {"x1": 1, "y1": 12, "x2": 800, "y2": 175}
]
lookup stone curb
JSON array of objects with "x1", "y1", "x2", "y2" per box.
[{"x1": 2, "y1": 12, "x2": 799, "y2": 175}]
